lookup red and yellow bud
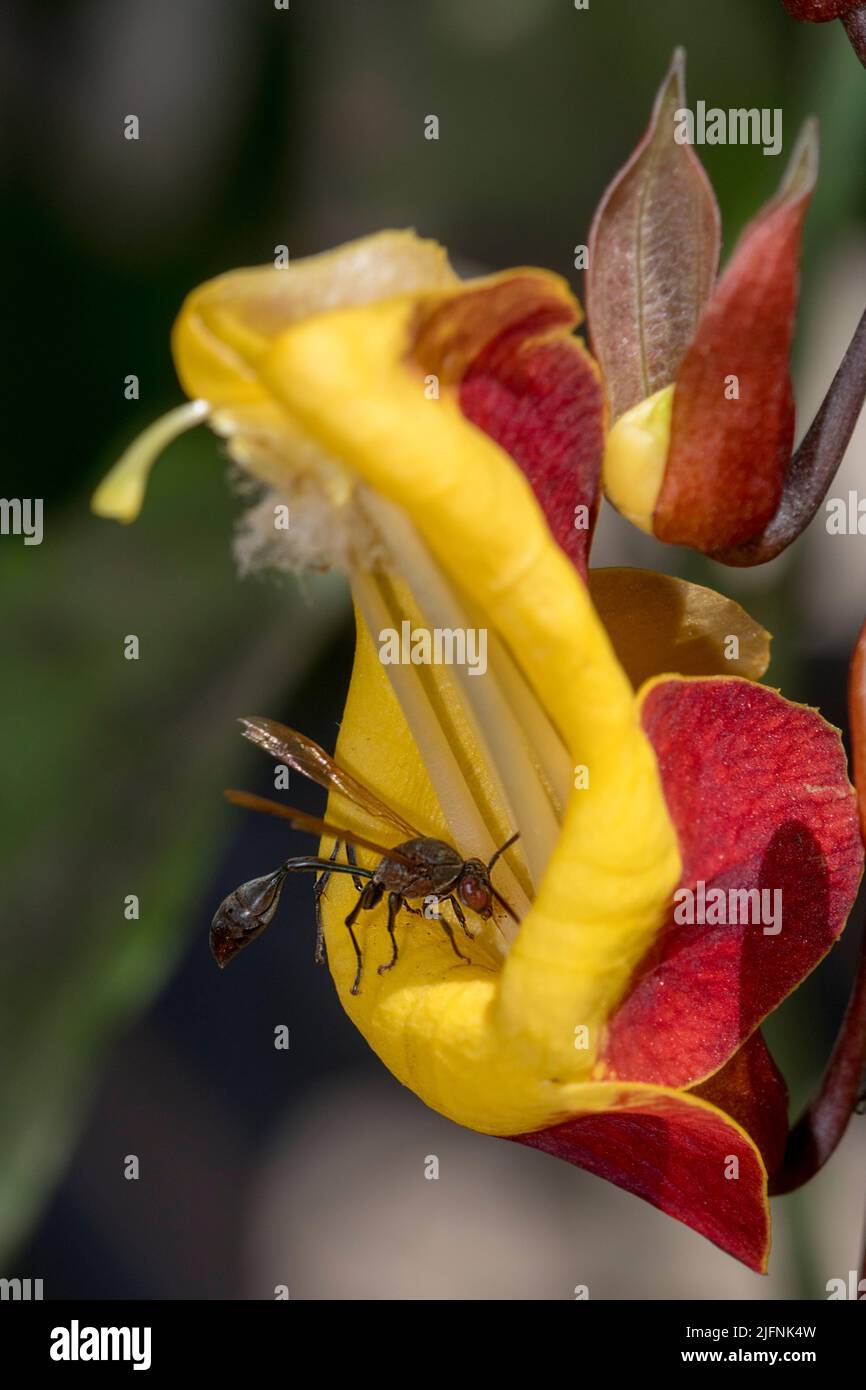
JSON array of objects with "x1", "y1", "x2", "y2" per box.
[{"x1": 591, "y1": 53, "x2": 866, "y2": 563}]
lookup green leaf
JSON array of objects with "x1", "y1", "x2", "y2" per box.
[{"x1": 0, "y1": 434, "x2": 348, "y2": 1258}]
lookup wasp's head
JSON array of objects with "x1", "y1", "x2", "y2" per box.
[{"x1": 456, "y1": 859, "x2": 494, "y2": 918}]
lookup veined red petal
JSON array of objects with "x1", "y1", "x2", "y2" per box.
[
  {"x1": 654, "y1": 123, "x2": 818, "y2": 554},
  {"x1": 513, "y1": 1088, "x2": 770, "y2": 1272},
  {"x1": 769, "y1": 623, "x2": 866, "y2": 1195},
  {"x1": 601, "y1": 677, "x2": 863, "y2": 1088},
  {"x1": 850, "y1": 618, "x2": 866, "y2": 839},
  {"x1": 410, "y1": 273, "x2": 606, "y2": 579},
  {"x1": 690, "y1": 1030, "x2": 789, "y2": 1178}
]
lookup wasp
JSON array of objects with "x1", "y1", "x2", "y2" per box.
[{"x1": 210, "y1": 717, "x2": 520, "y2": 994}]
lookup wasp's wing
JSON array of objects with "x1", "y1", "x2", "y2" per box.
[
  {"x1": 239, "y1": 716, "x2": 422, "y2": 838},
  {"x1": 223, "y1": 789, "x2": 416, "y2": 865}
]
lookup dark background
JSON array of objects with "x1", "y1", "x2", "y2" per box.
[{"x1": 2, "y1": 0, "x2": 865, "y2": 1298}]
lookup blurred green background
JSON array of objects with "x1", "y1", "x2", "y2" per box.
[{"x1": 2, "y1": 0, "x2": 865, "y2": 1299}]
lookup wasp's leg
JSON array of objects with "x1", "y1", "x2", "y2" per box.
[
  {"x1": 344, "y1": 889, "x2": 370, "y2": 996},
  {"x1": 344, "y1": 842, "x2": 366, "y2": 893},
  {"x1": 444, "y1": 893, "x2": 474, "y2": 941},
  {"x1": 437, "y1": 906, "x2": 471, "y2": 964},
  {"x1": 377, "y1": 892, "x2": 403, "y2": 976},
  {"x1": 313, "y1": 842, "x2": 367, "y2": 966},
  {"x1": 313, "y1": 840, "x2": 341, "y2": 965}
]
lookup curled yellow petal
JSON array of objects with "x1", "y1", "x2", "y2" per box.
[
  {"x1": 247, "y1": 293, "x2": 681, "y2": 1130},
  {"x1": 172, "y1": 230, "x2": 458, "y2": 410},
  {"x1": 93, "y1": 231, "x2": 460, "y2": 527}
]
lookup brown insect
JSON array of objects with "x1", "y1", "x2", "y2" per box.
[{"x1": 210, "y1": 716, "x2": 519, "y2": 994}]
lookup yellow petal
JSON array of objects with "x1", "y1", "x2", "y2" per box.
[
  {"x1": 246, "y1": 292, "x2": 681, "y2": 1132},
  {"x1": 93, "y1": 232, "x2": 460, "y2": 525},
  {"x1": 172, "y1": 230, "x2": 458, "y2": 410}
]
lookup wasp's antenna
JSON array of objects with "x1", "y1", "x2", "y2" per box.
[{"x1": 487, "y1": 831, "x2": 520, "y2": 874}]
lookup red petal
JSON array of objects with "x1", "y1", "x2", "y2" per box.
[
  {"x1": 690, "y1": 1030, "x2": 789, "y2": 1177},
  {"x1": 411, "y1": 274, "x2": 606, "y2": 579},
  {"x1": 653, "y1": 124, "x2": 818, "y2": 554},
  {"x1": 513, "y1": 1088, "x2": 770, "y2": 1271},
  {"x1": 601, "y1": 677, "x2": 863, "y2": 1087}
]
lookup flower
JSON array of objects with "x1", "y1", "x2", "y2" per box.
[
  {"x1": 93, "y1": 228, "x2": 864, "y2": 1272},
  {"x1": 589, "y1": 51, "x2": 866, "y2": 562}
]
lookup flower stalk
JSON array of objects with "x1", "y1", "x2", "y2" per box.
[
  {"x1": 843, "y1": 5, "x2": 866, "y2": 65},
  {"x1": 721, "y1": 309, "x2": 866, "y2": 565},
  {"x1": 782, "y1": 1, "x2": 866, "y2": 68}
]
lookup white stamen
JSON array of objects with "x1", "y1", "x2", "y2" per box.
[
  {"x1": 360, "y1": 492, "x2": 561, "y2": 891},
  {"x1": 352, "y1": 566, "x2": 530, "y2": 947},
  {"x1": 485, "y1": 632, "x2": 573, "y2": 818}
]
